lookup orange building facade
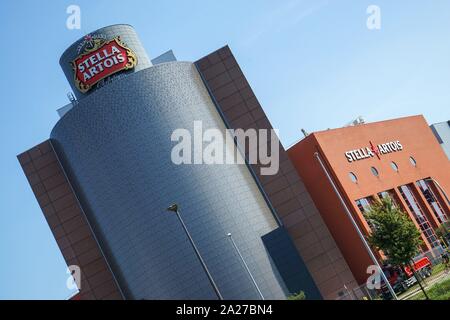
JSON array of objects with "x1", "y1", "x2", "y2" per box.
[{"x1": 287, "y1": 115, "x2": 450, "y2": 285}]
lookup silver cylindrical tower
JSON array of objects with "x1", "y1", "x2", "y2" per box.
[{"x1": 52, "y1": 28, "x2": 288, "y2": 298}]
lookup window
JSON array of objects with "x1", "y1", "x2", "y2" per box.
[
  {"x1": 355, "y1": 197, "x2": 377, "y2": 230},
  {"x1": 349, "y1": 172, "x2": 358, "y2": 183},
  {"x1": 390, "y1": 161, "x2": 399, "y2": 172},
  {"x1": 416, "y1": 179, "x2": 448, "y2": 223},
  {"x1": 378, "y1": 190, "x2": 399, "y2": 207},
  {"x1": 356, "y1": 198, "x2": 371, "y2": 214},
  {"x1": 399, "y1": 184, "x2": 440, "y2": 248},
  {"x1": 370, "y1": 166, "x2": 379, "y2": 177},
  {"x1": 409, "y1": 156, "x2": 417, "y2": 167}
]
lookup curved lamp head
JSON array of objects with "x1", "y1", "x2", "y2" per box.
[{"x1": 167, "y1": 204, "x2": 178, "y2": 213}]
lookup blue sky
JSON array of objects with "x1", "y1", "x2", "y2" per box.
[{"x1": 0, "y1": 0, "x2": 449, "y2": 299}]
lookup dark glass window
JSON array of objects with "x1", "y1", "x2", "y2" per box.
[
  {"x1": 377, "y1": 190, "x2": 399, "y2": 207},
  {"x1": 355, "y1": 197, "x2": 376, "y2": 230},
  {"x1": 398, "y1": 184, "x2": 440, "y2": 248},
  {"x1": 416, "y1": 179, "x2": 448, "y2": 223}
]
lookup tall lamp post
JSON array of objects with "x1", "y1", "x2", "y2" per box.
[
  {"x1": 227, "y1": 233, "x2": 264, "y2": 300},
  {"x1": 167, "y1": 204, "x2": 223, "y2": 300},
  {"x1": 314, "y1": 152, "x2": 398, "y2": 300}
]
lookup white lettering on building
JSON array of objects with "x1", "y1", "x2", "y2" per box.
[{"x1": 345, "y1": 140, "x2": 403, "y2": 162}]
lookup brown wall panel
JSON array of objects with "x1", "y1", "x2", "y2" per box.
[{"x1": 17, "y1": 140, "x2": 123, "y2": 300}]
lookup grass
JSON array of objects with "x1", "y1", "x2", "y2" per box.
[
  {"x1": 398, "y1": 263, "x2": 447, "y2": 299},
  {"x1": 431, "y1": 263, "x2": 446, "y2": 276},
  {"x1": 411, "y1": 276, "x2": 450, "y2": 300},
  {"x1": 287, "y1": 291, "x2": 306, "y2": 300}
]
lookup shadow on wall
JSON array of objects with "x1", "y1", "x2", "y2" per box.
[{"x1": 262, "y1": 227, "x2": 323, "y2": 300}]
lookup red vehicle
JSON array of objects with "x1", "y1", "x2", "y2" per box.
[
  {"x1": 404, "y1": 257, "x2": 432, "y2": 278},
  {"x1": 380, "y1": 257, "x2": 433, "y2": 297}
]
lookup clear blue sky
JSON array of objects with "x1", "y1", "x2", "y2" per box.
[{"x1": 0, "y1": 0, "x2": 449, "y2": 299}]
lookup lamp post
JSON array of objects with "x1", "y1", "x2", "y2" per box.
[
  {"x1": 227, "y1": 233, "x2": 264, "y2": 300},
  {"x1": 314, "y1": 152, "x2": 398, "y2": 300},
  {"x1": 166, "y1": 204, "x2": 223, "y2": 300}
]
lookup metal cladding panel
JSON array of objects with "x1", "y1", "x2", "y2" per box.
[
  {"x1": 60, "y1": 24, "x2": 151, "y2": 99},
  {"x1": 50, "y1": 62, "x2": 288, "y2": 299}
]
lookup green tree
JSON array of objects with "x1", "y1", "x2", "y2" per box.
[
  {"x1": 287, "y1": 291, "x2": 306, "y2": 300},
  {"x1": 435, "y1": 221, "x2": 450, "y2": 247},
  {"x1": 364, "y1": 197, "x2": 427, "y2": 299}
]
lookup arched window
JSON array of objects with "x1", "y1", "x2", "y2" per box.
[
  {"x1": 371, "y1": 166, "x2": 379, "y2": 177},
  {"x1": 390, "y1": 161, "x2": 399, "y2": 172}
]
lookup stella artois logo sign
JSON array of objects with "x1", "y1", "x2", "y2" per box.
[
  {"x1": 71, "y1": 36, "x2": 137, "y2": 93},
  {"x1": 345, "y1": 140, "x2": 403, "y2": 162}
]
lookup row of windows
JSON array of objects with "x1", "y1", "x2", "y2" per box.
[
  {"x1": 356, "y1": 181, "x2": 448, "y2": 249},
  {"x1": 349, "y1": 156, "x2": 417, "y2": 183}
]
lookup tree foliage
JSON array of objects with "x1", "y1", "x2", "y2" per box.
[
  {"x1": 364, "y1": 197, "x2": 422, "y2": 266},
  {"x1": 287, "y1": 291, "x2": 306, "y2": 300},
  {"x1": 435, "y1": 221, "x2": 450, "y2": 245}
]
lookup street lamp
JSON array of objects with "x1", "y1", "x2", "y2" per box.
[
  {"x1": 314, "y1": 152, "x2": 398, "y2": 300},
  {"x1": 166, "y1": 204, "x2": 223, "y2": 300},
  {"x1": 425, "y1": 178, "x2": 450, "y2": 206},
  {"x1": 227, "y1": 233, "x2": 264, "y2": 300}
]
